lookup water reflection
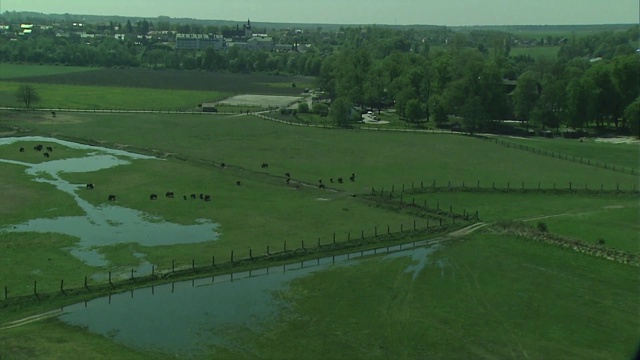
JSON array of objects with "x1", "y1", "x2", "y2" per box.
[
  {"x1": 59, "y1": 242, "x2": 441, "y2": 356},
  {"x1": 0, "y1": 136, "x2": 220, "y2": 266}
]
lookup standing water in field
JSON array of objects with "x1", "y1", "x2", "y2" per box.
[
  {"x1": 0, "y1": 136, "x2": 220, "y2": 266},
  {"x1": 57, "y1": 242, "x2": 441, "y2": 356}
]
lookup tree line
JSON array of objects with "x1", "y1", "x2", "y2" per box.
[{"x1": 2, "y1": 22, "x2": 638, "y2": 134}]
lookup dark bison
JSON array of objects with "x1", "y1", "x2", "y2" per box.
[
  {"x1": 183, "y1": 195, "x2": 187, "y2": 200},
  {"x1": 236, "y1": 181, "x2": 241, "y2": 186},
  {"x1": 204, "y1": 195, "x2": 211, "y2": 201},
  {"x1": 330, "y1": 178, "x2": 334, "y2": 183},
  {"x1": 34, "y1": 145, "x2": 43, "y2": 151},
  {"x1": 261, "y1": 163, "x2": 269, "y2": 169},
  {"x1": 46, "y1": 146, "x2": 53, "y2": 152},
  {"x1": 86, "y1": 183, "x2": 95, "y2": 190},
  {"x1": 150, "y1": 194, "x2": 158, "y2": 200},
  {"x1": 165, "y1": 192, "x2": 174, "y2": 198},
  {"x1": 285, "y1": 178, "x2": 291, "y2": 185},
  {"x1": 350, "y1": 173, "x2": 355, "y2": 182},
  {"x1": 319, "y1": 184, "x2": 325, "y2": 189},
  {"x1": 191, "y1": 194, "x2": 197, "y2": 199},
  {"x1": 43, "y1": 152, "x2": 50, "y2": 158},
  {"x1": 108, "y1": 194, "x2": 116, "y2": 201},
  {"x1": 285, "y1": 172, "x2": 291, "y2": 178},
  {"x1": 221, "y1": 162, "x2": 226, "y2": 168},
  {"x1": 199, "y1": 193, "x2": 204, "y2": 199},
  {"x1": 19, "y1": 147, "x2": 24, "y2": 152},
  {"x1": 338, "y1": 177, "x2": 343, "y2": 184}
]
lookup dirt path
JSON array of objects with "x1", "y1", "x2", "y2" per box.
[{"x1": 0, "y1": 309, "x2": 63, "y2": 330}]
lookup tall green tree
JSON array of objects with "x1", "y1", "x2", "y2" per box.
[
  {"x1": 329, "y1": 97, "x2": 352, "y2": 127},
  {"x1": 512, "y1": 71, "x2": 540, "y2": 125},
  {"x1": 623, "y1": 96, "x2": 640, "y2": 137}
]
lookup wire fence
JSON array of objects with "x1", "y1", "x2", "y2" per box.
[
  {"x1": 2, "y1": 220, "x2": 468, "y2": 302},
  {"x1": 482, "y1": 136, "x2": 638, "y2": 176}
]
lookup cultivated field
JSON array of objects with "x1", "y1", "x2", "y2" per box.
[{"x1": 0, "y1": 92, "x2": 638, "y2": 359}]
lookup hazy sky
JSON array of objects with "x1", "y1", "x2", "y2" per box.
[{"x1": 3, "y1": 0, "x2": 639, "y2": 26}]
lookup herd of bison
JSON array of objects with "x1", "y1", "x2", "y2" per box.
[{"x1": 18, "y1": 145, "x2": 357, "y2": 203}]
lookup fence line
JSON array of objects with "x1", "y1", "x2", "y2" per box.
[
  {"x1": 369, "y1": 180, "x2": 640, "y2": 196},
  {"x1": 482, "y1": 136, "x2": 637, "y2": 176},
  {"x1": 2, "y1": 220, "x2": 466, "y2": 302}
]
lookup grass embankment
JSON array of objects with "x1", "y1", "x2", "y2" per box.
[{"x1": 209, "y1": 233, "x2": 639, "y2": 359}]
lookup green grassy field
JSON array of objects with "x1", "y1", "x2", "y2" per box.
[
  {"x1": 0, "y1": 81, "x2": 229, "y2": 111},
  {"x1": 1, "y1": 112, "x2": 636, "y2": 191},
  {"x1": 0, "y1": 106, "x2": 638, "y2": 359},
  {"x1": 210, "y1": 233, "x2": 640, "y2": 359},
  {"x1": 0, "y1": 64, "x2": 98, "y2": 79},
  {"x1": 406, "y1": 191, "x2": 639, "y2": 252},
  {"x1": 495, "y1": 136, "x2": 640, "y2": 171}
]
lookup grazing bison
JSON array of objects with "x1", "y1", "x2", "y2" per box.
[
  {"x1": 46, "y1": 146, "x2": 53, "y2": 152},
  {"x1": 204, "y1": 195, "x2": 211, "y2": 201},
  {"x1": 190, "y1": 194, "x2": 197, "y2": 199},
  {"x1": 183, "y1": 195, "x2": 187, "y2": 200},
  {"x1": 338, "y1": 177, "x2": 343, "y2": 184},
  {"x1": 236, "y1": 181, "x2": 241, "y2": 186},
  {"x1": 108, "y1": 194, "x2": 116, "y2": 201},
  {"x1": 349, "y1": 173, "x2": 355, "y2": 182},
  {"x1": 330, "y1": 178, "x2": 334, "y2": 183},
  {"x1": 51, "y1": 111, "x2": 56, "y2": 117},
  {"x1": 261, "y1": 163, "x2": 269, "y2": 169},
  {"x1": 199, "y1": 193, "x2": 204, "y2": 199},
  {"x1": 285, "y1": 178, "x2": 291, "y2": 185},
  {"x1": 150, "y1": 194, "x2": 158, "y2": 200},
  {"x1": 43, "y1": 152, "x2": 50, "y2": 158},
  {"x1": 19, "y1": 147, "x2": 24, "y2": 152},
  {"x1": 86, "y1": 183, "x2": 95, "y2": 190},
  {"x1": 165, "y1": 192, "x2": 174, "y2": 198},
  {"x1": 319, "y1": 184, "x2": 325, "y2": 189},
  {"x1": 221, "y1": 162, "x2": 226, "y2": 168},
  {"x1": 34, "y1": 145, "x2": 43, "y2": 151},
  {"x1": 285, "y1": 172, "x2": 291, "y2": 178}
]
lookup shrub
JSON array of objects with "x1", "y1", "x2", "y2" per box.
[
  {"x1": 536, "y1": 222, "x2": 548, "y2": 233},
  {"x1": 298, "y1": 102, "x2": 310, "y2": 113}
]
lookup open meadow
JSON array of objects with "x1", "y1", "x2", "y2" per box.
[{"x1": 0, "y1": 83, "x2": 638, "y2": 358}]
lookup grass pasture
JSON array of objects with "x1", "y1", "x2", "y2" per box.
[
  {"x1": 2, "y1": 66, "x2": 313, "y2": 95},
  {"x1": 0, "y1": 64, "x2": 98, "y2": 79},
  {"x1": 0, "y1": 102, "x2": 638, "y2": 359},
  {"x1": 494, "y1": 136, "x2": 640, "y2": 171},
  {"x1": 211, "y1": 234, "x2": 640, "y2": 360},
  {"x1": 0, "y1": 81, "x2": 229, "y2": 111}
]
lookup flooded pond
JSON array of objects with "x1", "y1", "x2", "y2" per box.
[
  {"x1": 58, "y1": 241, "x2": 442, "y2": 356},
  {"x1": 0, "y1": 136, "x2": 220, "y2": 267}
]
